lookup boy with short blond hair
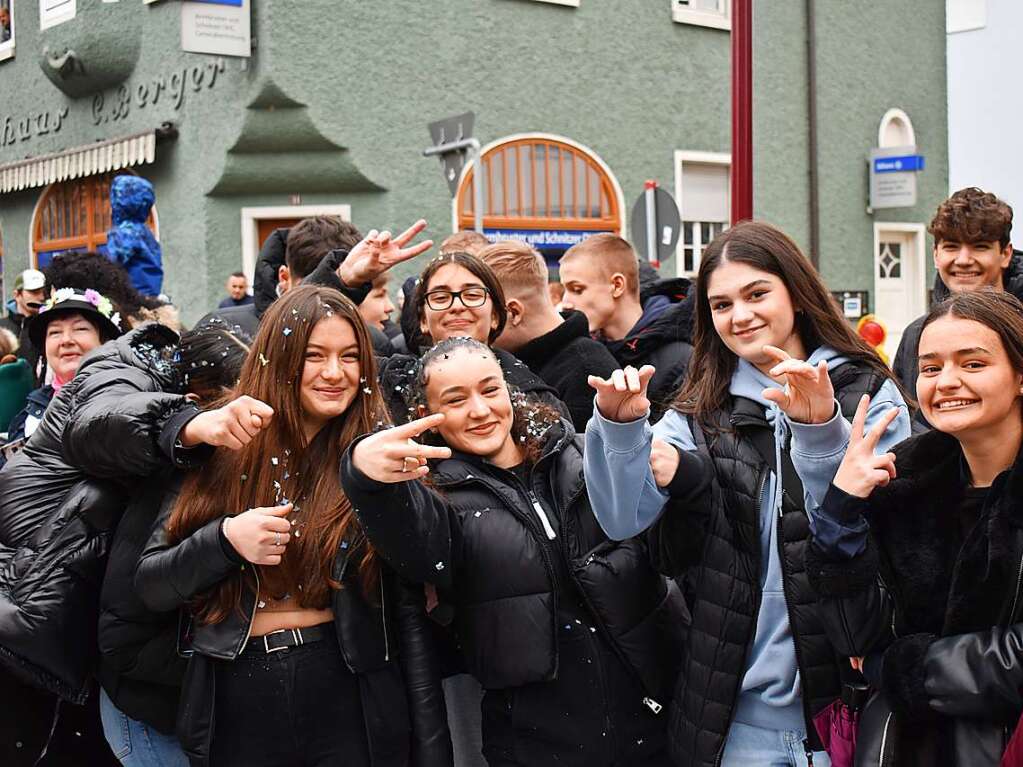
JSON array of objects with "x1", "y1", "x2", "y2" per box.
[{"x1": 558, "y1": 233, "x2": 693, "y2": 414}]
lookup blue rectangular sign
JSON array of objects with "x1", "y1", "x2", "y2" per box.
[
  {"x1": 483, "y1": 229, "x2": 611, "y2": 249},
  {"x1": 873, "y1": 155, "x2": 925, "y2": 173},
  {"x1": 192, "y1": 0, "x2": 244, "y2": 6}
]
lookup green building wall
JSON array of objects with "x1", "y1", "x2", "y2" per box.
[{"x1": 0, "y1": 0, "x2": 946, "y2": 325}]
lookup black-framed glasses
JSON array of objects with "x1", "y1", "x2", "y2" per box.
[{"x1": 424, "y1": 286, "x2": 491, "y2": 311}]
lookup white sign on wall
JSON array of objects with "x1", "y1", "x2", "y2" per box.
[
  {"x1": 39, "y1": 0, "x2": 75, "y2": 30},
  {"x1": 181, "y1": 0, "x2": 250, "y2": 58}
]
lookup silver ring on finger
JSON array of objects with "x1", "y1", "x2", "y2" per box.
[{"x1": 275, "y1": 531, "x2": 282, "y2": 547}]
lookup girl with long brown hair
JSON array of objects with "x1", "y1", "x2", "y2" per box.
[
  {"x1": 808, "y1": 290, "x2": 1023, "y2": 765},
  {"x1": 583, "y1": 221, "x2": 911, "y2": 766},
  {"x1": 135, "y1": 285, "x2": 451, "y2": 767}
]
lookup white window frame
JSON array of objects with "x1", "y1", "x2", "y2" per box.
[
  {"x1": 515, "y1": 0, "x2": 579, "y2": 7},
  {"x1": 0, "y1": 0, "x2": 16, "y2": 64},
  {"x1": 674, "y1": 150, "x2": 731, "y2": 277},
  {"x1": 672, "y1": 0, "x2": 730, "y2": 31},
  {"x1": 240, "y1": 204, "x2": 351, "y2": 286}
]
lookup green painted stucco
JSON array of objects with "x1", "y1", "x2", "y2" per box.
[{"x1": 0, "y1": 0, "x2": 946, "y2": 325}]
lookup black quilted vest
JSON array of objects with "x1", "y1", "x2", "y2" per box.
[{"x1": 667, "y1": 361, "x2": 887, "y2": 767}]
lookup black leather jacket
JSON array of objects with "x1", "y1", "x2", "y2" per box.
[
  {"x1": 806, "y1": 430, "x2": 1023, "y2": 766},
  {"x1": 136, "y1": 479, "x2": 452, "y2": 767}
]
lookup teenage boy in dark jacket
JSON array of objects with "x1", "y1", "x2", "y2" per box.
[
  {"x1": 893, "y1": 188, "x2": 1021, "y2": 404},
  {"x1": 480, "y1": 239, "x2": 618, "y2": 431},
  {"x1": 559, "y1": 235, "x2": 693, "y2": 415}
]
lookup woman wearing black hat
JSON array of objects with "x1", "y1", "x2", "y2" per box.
[{"x1": 4, "y1": 288, "x2": 121, "y2": 450}]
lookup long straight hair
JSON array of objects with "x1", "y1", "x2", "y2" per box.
[
  {"x1": 167, "y1": 286, "x2": 389, "y2": 624},
  {"x1": 672, "y1": 220, "x2": 898, "y2": 429}
]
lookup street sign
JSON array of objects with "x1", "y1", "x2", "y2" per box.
[
  {"x1": 427, "y1": 112, "x2": 475, "y2": 197},
  {"x1": 483, "y1": 229, "x2": 611, "y2": 250},
  {"x1": 630, "y1": 182, "x2": 681, "y2": 267},
  {"x1": 869, "y1": 145, "x2": 924, "y2": 209},
  {"x1": 873, "y1": 155, "x2": 925, "y2": 173}
]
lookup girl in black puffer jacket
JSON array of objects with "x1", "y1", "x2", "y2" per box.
[
  {"x1": 342, "y1": 337, "x2": 685, "y2": 767},
  {"x1": 807, "y1": 290, "x2": 1023, "y2": 766}
]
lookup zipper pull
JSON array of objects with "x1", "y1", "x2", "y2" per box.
[
  {"x1": 803, "y1": 739, "x2": 814, "y2": 766},
  {"x1": 529, "y1": 490, "x2": 557, "y2": 540},
  {"x1": 642, "y1": 697, "x2": 663, "y2": 714}
]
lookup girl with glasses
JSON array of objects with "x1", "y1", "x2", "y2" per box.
[{"x1": 379, "y1": 251, "x2": 568, "y2": 425}]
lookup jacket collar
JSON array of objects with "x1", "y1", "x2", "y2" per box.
[
  {"x1": 879, "y1": 429, "x2": 1023, "y2": 634},
  {"x1": 514, "y1": 310, "x2": 590, "y2": 370}
]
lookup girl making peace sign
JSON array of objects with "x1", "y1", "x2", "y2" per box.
[
  {"x1": 135, "y1": 287, "x2": 451, "y2": 767},
  {"x1": 343, "y1": 336, "x2": 684, "y2": 767},
  {"x1": 808, "y1": 289, "x2": 1023, "y2": 766},
  {"x1": 583, "y1": 221, "x2": 911, "y2": 767}
]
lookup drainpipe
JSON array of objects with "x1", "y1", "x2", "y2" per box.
[
  {"x1": 806, "y1": 0, "x2": 821, "y2": 267},
  {"x1": 731, "y1": 0, "x2": 753, "y2": 223}
]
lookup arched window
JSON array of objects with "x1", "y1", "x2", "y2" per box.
[
  {"x1": 878, "y1": 108, "x2": 916, "y2": 149},
  {"x1": 31, "y1": 172, "x2": 158, "y2": 269},
  {"x1": 454, "y1": 134, "x2": 624, "y2": 255}
]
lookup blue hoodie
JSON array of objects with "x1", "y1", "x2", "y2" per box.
[{"x1": 584, "y1": 346, "x2": 910, "y2": 733}]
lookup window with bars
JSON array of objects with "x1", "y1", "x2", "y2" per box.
[
  {"x1": 33, "y1": 173, "x2": 156, "y2": 268},
  {"x1": 456, "y1": 136, "x2": 621, "y2": 234},
  {"x1": 672, "y1": 0, "x2": 730, "y2": 30},
  {"x1": 676, "y1": 157, "x2": 730, "y2": 275},
  {"x1": 681, "y1": 221, "x2": 726, "y2": 275}
]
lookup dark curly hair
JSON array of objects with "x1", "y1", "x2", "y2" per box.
[
  {"x1": 413, "y1": 337, "x2": 559, "y2": 465},
  {"x1": 929, "y1": 187, "x2": 1013, "y2": 248},
  {"x1": 44, "y1": 252, "x2": 145, "y2": 319},
  {"x1": 177, "y1": 318, "x2": 253, "y2": 404}
]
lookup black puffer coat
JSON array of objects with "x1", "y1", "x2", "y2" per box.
[
  {"x1": 0, "y1": 324, "x2": 192, "y2": 702},
  {"x1": 649, "y1": 362, "x2": 887, "y2": 766},
  {"x1": 513, "y1": 310, "x2": 619, "y2": 432},
  {"x1": 806, "y1": 430, "x2": 1023, "y2": 766},
  {"x1": 135, "y1": 479, "x2": 453, "y2": 767},
  {"x1": 342, "y1": 420, "x2": 684, "y2": 703}
]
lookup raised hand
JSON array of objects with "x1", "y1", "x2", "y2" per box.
[
  {"x1": 761, "y1": 345, "x2": 835, "y2": 424},
  {"x1": 832, "y1": 395, "x2": 900, "y2": 498},
  {"x1": 588, "y1": 365, "x2": 656, "y2": 423},
  {"x1": 180, "y1": 395, "x2": 274, "y2": 450},
  {"x1": 351, "y1": 413, "x2": 453, "y2": 483},
  {"x1": 650, "y1": 438, "x2": 680, "y2": 488},
  {"x1": 222, "y1": 503, "x2": 293, "y2": 565},
  {"x1": 338, "y1": 219, "x2": 434, "y2": 287}
]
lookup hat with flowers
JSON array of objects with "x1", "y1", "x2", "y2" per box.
[{"x1": 28, "y1": 287, "x2": 123, "y2": 348}]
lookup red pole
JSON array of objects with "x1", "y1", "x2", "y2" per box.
[{"x1": 731, "y1": 0, "x2": 753, "y2": 224}]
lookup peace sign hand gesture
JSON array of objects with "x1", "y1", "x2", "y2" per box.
[
  {"x1": 761, "y1": 345, "x2": 836, "y2": 424},
  {"x1": 832, "y1": 395, "x2": 900, "y2": 499},
  {"x1": 588, "y1": 365, "x2": 656, "y2": 423},
  {"x1": 338, "y1": 219, "x2": 434, "y2": 287},
  {"x1": 352, "y1": 413, "x2": 453, "y2": 483}
]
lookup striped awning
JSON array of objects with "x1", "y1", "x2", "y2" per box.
[{"x1": 0, "y1": 130, "x2": 157, "y2": 194}]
